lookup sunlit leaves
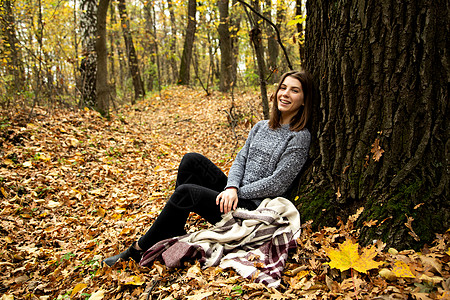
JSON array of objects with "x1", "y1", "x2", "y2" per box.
[
  {"x1": 1, "y1": 87, "x2": 449, "y2": 299},
  {"x1": 324, "y1": 239, "x2": 383, "y2": 273}
]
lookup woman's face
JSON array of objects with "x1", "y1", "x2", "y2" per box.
[{"x1": 276, "y1": 76, "x2": 304, "y2": 124}]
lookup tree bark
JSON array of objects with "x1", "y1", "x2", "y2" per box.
[
  {"x1": 95, "y1": 0, "x2": 110, "y2": 116},
  {"x1": 218, "y1": 0, "x2": 233, "y2": 92},
  {"x1": 167, "y1": 0, "x2": 178, "y2": 83},
  {"x1": 295, "y1": 0, "x2": 305, "y2": 66},
  {"x1": 230, "y1": 0, "x2": 241, "y2": 88},
  {"x1": 117, "y1": 0, "x2": 145, "y2": 102},
  {"x1": 264, "y1": 0, "x2": 278, "y2": 83},
  {"x1": 299, "y1": 0, "x2": 449, "y2": 249},
  {"x1": 249, "y1": 0, "x2": 269, "y2": 119},
  {"x1": 178, "y1": 0, "x2": 197, "y2": 85},
  {"x1": 79, "y1": 0, "x2": 97, "y2": 108}
]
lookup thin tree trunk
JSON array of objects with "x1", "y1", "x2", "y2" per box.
[
  {"x1": 108, "y1": 0, "x2": 116, "y2": 98},
  {"x1": 79, "y1": 0, "x2": 97, "y2": 108},
  {"x1": 231, "y1": 0, "x2": 241, "y2": 88},
  {"x1": 117, "y1": 0, "x2": 145, "y2": 103},
  {"x1": 296, "y1": 0, "x2": 305, "y2": 65},
  {"x1": 178, "y1": 0, "x2": 197, "y2": 85},
  {"x1": 96, "y1": 0, "x2": 110, "y2": 116},
  {"x1": 249, "y1": 0, "x2": 269, "y2": 119},
  {"x1": 218, "y1": 0, "x2": 233, "y2": 92},
  {"x1": 167, "y1": 0, "x2": 178, "y2": 83},
  {"x1": 264, "y1": 0, "x2": 278, "y2": 83}
]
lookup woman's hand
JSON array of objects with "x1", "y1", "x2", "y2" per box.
[{"x1": 216, "y1": 187, "x2": 238, "y2": 214}]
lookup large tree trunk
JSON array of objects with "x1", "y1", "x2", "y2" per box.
[
  {"x1": 178, "y1": 0, "x2": 197, "y2": 85},
  {"x1": 95, "y1": 0, "x2": 110, "y2": 116},
  {"x1": 117, "y1": 0, "x2": 145, "y2": 103},
  {"x1": 218, "y1": 0, "x2": 233, "y2": 92},
  {"x1": 79, "y1": 0, "x2": 97, "y2": 108},
  {"x1": 299, "y1": 0, "x2": 449, "y2": 249}
]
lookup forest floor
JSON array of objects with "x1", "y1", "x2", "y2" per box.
[{"x1": 0, "y1": 86, "x2": 449, "y2": 300}]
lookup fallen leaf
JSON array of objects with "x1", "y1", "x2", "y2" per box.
[
  {"x1": 186, "y1": 291, "x2": 213, "y2": 300},
  {"x1": 391, "y1": 260, "x2": 415, "y2": 278},
  {"x1": 324, "y1": 239, "x2": 383, "y2": 273},
  {"x1": 89, "y1": 290, "x2": 105, "y2": 300},
  {"x1": 70, "y1": 283, "x2": 87, "y2": 297}
]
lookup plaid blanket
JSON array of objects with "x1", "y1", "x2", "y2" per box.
[{"x1": 139, "y1": 197, "x2": 301, "y2": 288}]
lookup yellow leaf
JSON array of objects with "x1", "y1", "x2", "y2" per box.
[
  {"x1": 353, "y1": 244, "x2": 382, "y2": 273},
  {"x1": 121, "y1": 275, "x2": 144, "y2": 286},
  {"x1": 392, "y1": 260, "x2": 415, "y2": 278},
  {"x1": 4, "y1": 236, "x2": 13, "y2": 243},
  {"x1": 446, "y1": 248, "x2": 450, "y2": 256},
  {"x1": 71, "y1": 283, "x2": 87, "y2": 297},
  {"x1": 89, "y1": 290, "x2": 105, "y2": 300},
  {"x1": 97, "y1": 207, "x2": 106, "y2": 217},
  {"x1": 3, "y1": 158, "x2": 13, "y2": 165},
  {"x1": 1, "y1": 187, "x2": 8, "y2": 198},
  {"x1": 2, "y1": 294, "x2": 14, "y2": 300},
  {"x1": 324, "y1": 239, "x2": 383, "y2": 273}
]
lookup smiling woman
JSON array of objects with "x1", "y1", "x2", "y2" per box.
[{"x1": 102, "y1": 70, "x2": 314, "y2": 286}]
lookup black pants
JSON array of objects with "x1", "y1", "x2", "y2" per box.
[{"x1": 137, "y1": 152, "x2": 257, "y2": 251}]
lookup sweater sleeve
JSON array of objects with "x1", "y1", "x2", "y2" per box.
[
  {"x1": 238, "y1": 130, "x2": 310, "y2": 199},
  {"x1": 225, "y1": 121, "x2": 263, "y2": 190}
]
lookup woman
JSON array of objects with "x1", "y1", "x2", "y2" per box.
[{"x1": 103, "y1": 70, "x2": 313, "y2": 267}]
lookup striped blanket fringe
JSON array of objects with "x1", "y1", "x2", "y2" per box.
[{"x1": 139, "y1": 197, "x2": 301, "y2": 288}]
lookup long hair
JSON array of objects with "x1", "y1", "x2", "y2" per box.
[{"x1": 269, "y1": 70, "x2": 314, "y2": 132}]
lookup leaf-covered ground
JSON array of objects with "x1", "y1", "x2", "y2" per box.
[{"x1": 0, "y1": 87, "x2": 449, "y2": 300}]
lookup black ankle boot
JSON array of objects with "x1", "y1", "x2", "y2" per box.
[{"x1": 103, "y1": 243, "x2": 143, "y2": 267}]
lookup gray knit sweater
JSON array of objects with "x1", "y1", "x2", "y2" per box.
[{"x1": 226, "y1": 120, "x2": 311, "y2": 200}]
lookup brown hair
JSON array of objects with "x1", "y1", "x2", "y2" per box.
[{"x1": 269, "y1": 70, "x2": 314, "y2": 132}]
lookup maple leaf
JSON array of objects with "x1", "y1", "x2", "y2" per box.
[{"x1": 324, "y1": 239, "x2": 383, "y2": 273}]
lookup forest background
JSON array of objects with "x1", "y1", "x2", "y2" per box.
[{"x1": 0, "y1": 0, "x2": 449, "y2": 299}]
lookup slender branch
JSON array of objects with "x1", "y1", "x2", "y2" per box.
[{"x1": 236, "y1": 0, "x2": 293, "y2": 70}]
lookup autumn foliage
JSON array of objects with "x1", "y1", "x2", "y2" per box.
[{"x1": 1, "y1": 87, "x2": 449, "y2": 299}]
